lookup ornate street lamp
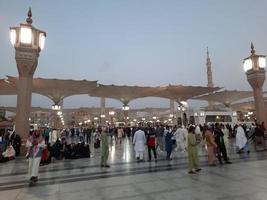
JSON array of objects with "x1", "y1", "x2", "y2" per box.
[
  {"x1": 122, "y1": 105, "x2": 130, "y2": 111},
  {"x1": 109, "y1": 111, "x2": 115, "y2": 116},
  {"x1": 10, "y1": 8, "x2": 46, "y2": 143},
  {"x1": 109, "y1": 111, "x2": 115, "y2": 125},
  {"x1": 52, "y1": 104, "x2": 61, "y2": 111},
  {"x1": 177, "y1": 101, "x2": 187, "y2": 126},
  {"x1": 243, "y1": 43, "x2": 266, "y2": 125},
  {"x1": 122, "y1": 105, "x2": 130, "y2": 124}
]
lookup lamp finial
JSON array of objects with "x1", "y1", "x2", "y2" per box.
[
  {"x1": 26, "y1": 7, "x2": 33, "y2": 24},
  {"x1": 251, "y1": 42, "x2": 255, "y2": 55}
]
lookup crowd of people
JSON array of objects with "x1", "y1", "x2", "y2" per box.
[{"x1": 0, "y1": 121, "x2": 266, "y2": 185}]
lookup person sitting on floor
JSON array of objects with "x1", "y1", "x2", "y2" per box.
[
  {"x1": 64, "y1": 143, "x2": 77, "y2": 159},
  {"x1": 0, "y1": 144, "x2": 15, "y2": 163}
]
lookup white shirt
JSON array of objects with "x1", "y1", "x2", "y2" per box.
[{"x1": 133, "y1": 129, "x2": 146, "y2": 152}]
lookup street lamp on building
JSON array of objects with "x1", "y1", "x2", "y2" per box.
[
  {"x1": 243, "y1": 43, "x2": 266, "y2": 125},
  {"x1": 10, "y1": 8, "x2": 46, "y2": 143}
]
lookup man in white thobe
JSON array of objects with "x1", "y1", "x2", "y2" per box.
[
  {"x1": 182, "y1": 126, "x2": 188, "y2": 150},
  {"x1": 221, "y1": 124, "x2": 230, "y2": 155},
  {"x1": 236, "y1": 124, "x2": 248, "y2": 153},
  {"x1": 195, "y1": 125, "x2": 202, "y2": 144},
  {"x1": 174, "y1": 126, "x2": 186, "y2": 152},
  {"x1": 133, "y1": 126, "x2": 146, "y2": 162}
]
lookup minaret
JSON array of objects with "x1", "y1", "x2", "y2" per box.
[{"x1": 206, "y1": 47, "x2": 214, "y2": 88}]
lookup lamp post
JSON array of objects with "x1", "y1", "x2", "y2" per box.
[
  {"x1": 122, "y1": 104, "x2": 130, "y2": 124},
  {"x1": 152, "y1": 116, "x2": 157, "y2": 126},
  {"x1": 243, "y1": 43, "x2": 266, "y2": 125},
  {"x1": 109, "y1": 111, "x2": 115, "y2": 125},
  {"x1": 10, "y1": 8, "x2": 46, "y2": 143},
  {"x1": 52, "y1": 104, "x2": 61, "y2": 111},
  {"x1": 177, "y1": 101, "x2": 187, "y2": 126},
  {"x1": 51, "y1": 104, "x2": 62, "y2": 129},
  {"x1": 100, "y1": 114, "x2": 106, "y2": 125},
  {"x1": 177, "y1": 106, "x2": 184, "y2": 126}
]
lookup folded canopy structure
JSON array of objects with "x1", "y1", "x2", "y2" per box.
[
  {"x1": 151, "y1": 85, "x2": 221, "y2": 102},
  {"x1": 89, "y1": 84, "x2": 160, "y2": 105},
  {"x1": 230, "y1": 97, "x2": 267, "y2": 112},
  {"x1": 89, "y1": 84, "x2": 221, "y2": 105},
  {"x1": 6, "y1": 76, "x2": 98, "y2": 104},
  {"x1": 193, "y1": 90, "x2": 253, "y2": 107},
  {"x1": 0, "y1": 79, "x2": 16, "y2": 95},
  {"x1": 1, "y1": 76, "x2": 223, "y2": 106}
]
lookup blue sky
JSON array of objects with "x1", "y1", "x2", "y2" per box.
[{"x1": 1, "y1": 0, "x2": 267, "y2": 109}]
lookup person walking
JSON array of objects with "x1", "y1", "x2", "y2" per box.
[
  {"x1": 86, "y1": 125, "x2": 93, "y2": 144},
  {"x1": 147, "y1": 127, "x2": 157, "y2": 162},
  {"x1": 133, "y1": 125, "x2": 146, "y2": 162},
  {"x1": 44, "y1": 127, "x2": 50, "y2": 144},
  {"x1": 117, "y1": 127, "x2": 124, "y2": 144},
  {"x1": 100, "y1": 126, "x2": 110, "y2": 168},
  {"x1": 26, "y1": 130, "x2": 45, "y2": 185},
  {"x1": 165, "y1": 126, "x2": 173, "y2": 160},
  {"x1": 221, "y1": 124, "x2": 230, "y2": 155},
  {"x1": 174, "y1": 125, "x2": 187, "y2": 152},
  {"x1": 155, "y1": 125, "x2": 165, "y2": 152},
  {"x1": 187, "y1": 125, "x2": 201, "y2": 174},
  {"x1": 214, "y1": 123, "x2": 232, "y2": 164},
  {"x1": 204, "y1": 125, "x2": 217, "y2": 166}
]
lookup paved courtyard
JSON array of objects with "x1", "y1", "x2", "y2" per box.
[{"x1": 0, "y1": 138, "x2": 267, "y2": 200}]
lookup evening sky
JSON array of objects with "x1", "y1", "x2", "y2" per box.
[{"x1": 1, "y1": 0, "x2": 267, "y2": 109}]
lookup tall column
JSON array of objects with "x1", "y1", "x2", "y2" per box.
[
  {"x1": 123, "y1": 109, "x2": 128, "y2": 124},
  {"x1": 15, "y1": 48, "x2": 38, "y2": 141},
  {"x1": 170, "y1": 99, "x2": 175, "y2": 115},
  {"x1": 100, "y1": 97, "x2": 106, "y2": 116},
  {"x1": 100, "y1": 97, "x2": 106, "y2": 125},
  {"x1": 246, "y1": 69, "x2": 266, "y2": 125},
  {"x1": 122, "y1": 104, "x2": 130, "y2": 125}
]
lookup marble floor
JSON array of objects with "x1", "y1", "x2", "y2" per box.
[{"x1": 0, "y1": 138, "x2": 267, "y2": 200}]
